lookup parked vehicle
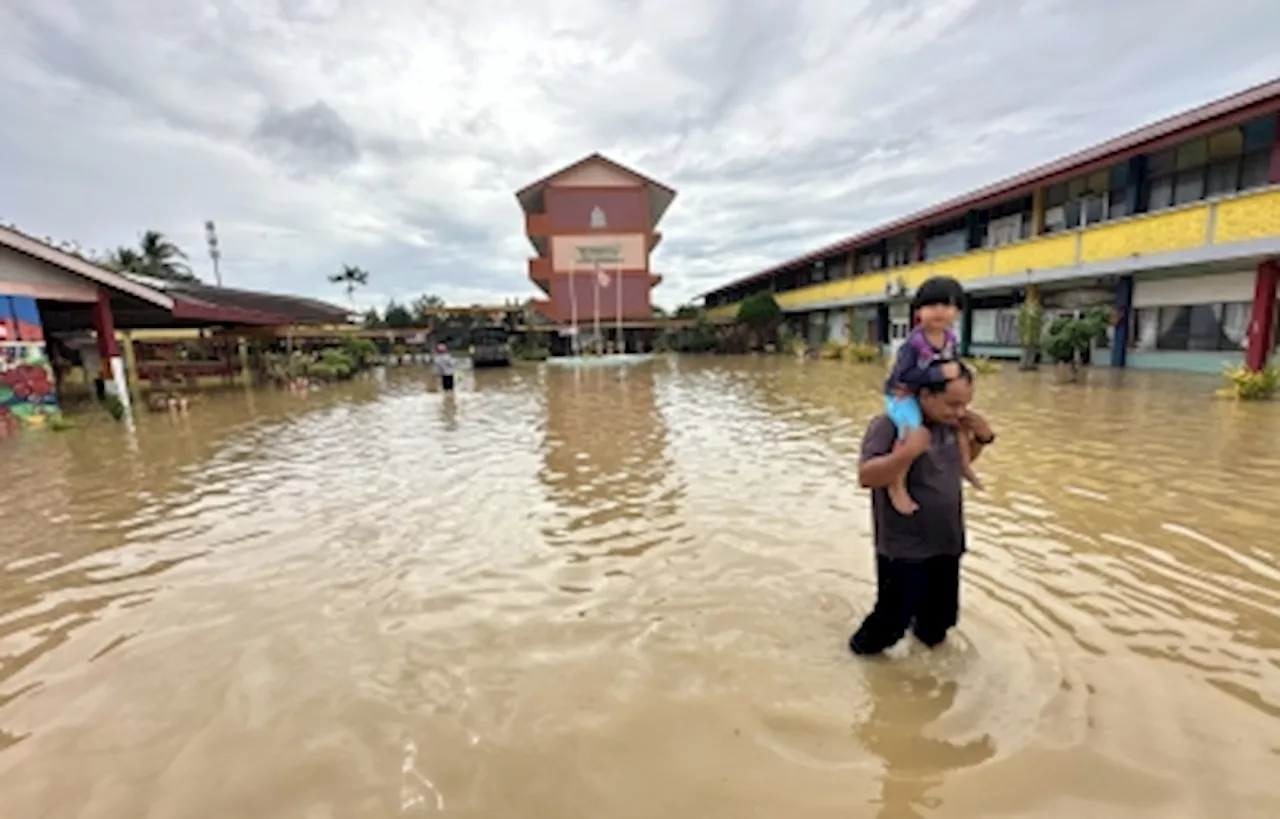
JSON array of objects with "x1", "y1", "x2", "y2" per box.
[{"x1": 469, "y1": 326, "x2": 510, "y2": 368}]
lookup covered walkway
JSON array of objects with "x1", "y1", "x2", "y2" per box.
[{"x1": 1, "y1": 226, "x2": 350, "y2": 425}]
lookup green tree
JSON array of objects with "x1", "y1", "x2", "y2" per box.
[
  {"x1": 362, "y1": 307, "x2": 384, "y2": 328},
  {"x1": 674, "y1": 304, "x2": 701, "y2": 320},
  {"x1": 104, "y1": 247, "x2": 145, "y2": 275},
  {"x1": 411, "y1": 293, "x2": 446, "y2": 322},
  {"x1": 1043, "y1": 308, "x2": 1110, "y2": 382},
  {"x1": 383, "y1": 300, "x2": 413, "y2": 328},
  {"x1": 138, "y1": 230, "x2": 198, "y2": 282},
  {"x1": 736, "y1": 292, "x2": 783, "y2": 349},
  {"x1": 104, "y1": 232, "x2": 198, "y2": 282},
  {"x1": 1017, "y1": 291, "x2": 1045, "y2": 371},
  {"x1": 329, "y1": 264, "x2": 369, "y2": 308}
]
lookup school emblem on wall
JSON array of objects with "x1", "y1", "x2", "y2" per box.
[{"x1": 589, "y1": 206, "x2": 607, "y2": 229}]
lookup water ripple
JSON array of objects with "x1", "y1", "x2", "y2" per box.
[{"x1": 0, "y1": 361, "x2": 1277, "y2": 817}]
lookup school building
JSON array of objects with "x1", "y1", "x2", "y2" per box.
[
  {"x1": 700, "y1": 79, "x2": 1280, "y2": 373},
  {"x1": 517, "y1": 153, "x2": 676, "y2": 353}
]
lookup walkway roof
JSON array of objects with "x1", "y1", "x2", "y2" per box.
[{"x1": 1, "y1": 225, "x2": 352, "y2": 329}]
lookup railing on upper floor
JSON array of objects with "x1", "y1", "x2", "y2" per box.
[{"x1": 706, "y1": 185, "x2": 1280, "y2": 316}]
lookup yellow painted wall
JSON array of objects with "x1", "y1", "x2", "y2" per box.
[
  {"x1": 992, "y1": 234, "x2": 1076, "y2": 274},
  {"x1": 1213, "y1": 188, "x2": 1280, "y2": 244},
  {"x1": 1079, "y1": 205, "x2": 1210, "y2": 263},
  {"x1": 709, "y1": 187, "x2": 1280, "y2": 314}
]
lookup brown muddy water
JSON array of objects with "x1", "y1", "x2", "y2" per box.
[{"x1": 1, "y1": 357, "x2": 1279, "y2": 818}]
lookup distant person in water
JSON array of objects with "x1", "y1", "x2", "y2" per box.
[
  {"x1": 882, "y1": 276, "x2": 981, "y2": 515},
  {"x1": 850, "y1": 369, "x2": 995, "y2": 656},
  {"x1": 433, "y1": 343, "x2": 456, "y2": 392}
]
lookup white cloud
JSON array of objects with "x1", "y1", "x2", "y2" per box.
[{"x1": 1, "y1": 0, "x2": 1278, "y2": 310}]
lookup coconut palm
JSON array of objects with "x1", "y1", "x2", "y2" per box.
[
  {"x1": 104, "y1": 247, "x2": 145, "y2": 274},
  {"x1": 329, "y1": 264, "x2": 369, "y2": 308},
  {"x1": 138, "y1": 230, "x2": 197, "y2": 282}
]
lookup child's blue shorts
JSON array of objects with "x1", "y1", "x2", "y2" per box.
[{"x1": 884, "y1": 394, "x2": 923, "y2": 441}]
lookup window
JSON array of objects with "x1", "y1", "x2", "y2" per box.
[
  {"x1": 1173, "y1": 169, "x2": 1205, "y2": 205},
  {"x1": 1146, "y1": 116, "x2": 1276, "y2": 211},
  {"x1": 856, "y1": 251, "x2": 884, "y2": 274},
  {"x1": 986, "y1": 213, "x2": 1024, "y2": 247},
  {"x1": 886, "y1": 236, "x2": 915, "y2": 268},
  {"x1": 1130, "y1": 302, "x2": 1251, "y2": 351}
]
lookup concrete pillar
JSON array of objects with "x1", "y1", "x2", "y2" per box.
[
  {"x1": 1030, "y1": 188, "x2": 1045, "y2": 236},
  {"x1": 1110, "y1": 275, "x2": 1134, "y2": 368},
  {"x1": 120, "y1": 331, "x2": 138, "y2": 388},
  {"x1": 1245, "y1": 260, "x2": 1278, "y2": 371},
  {"x1": 91, "y1": 288, "x2": 131, "y2": 411},
  {"x1": 960, "y1": 298, "x2": 974, "y2": 357}
]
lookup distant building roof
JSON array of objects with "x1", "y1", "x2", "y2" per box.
[
  {"x1": 515, "y1": 152, "x2": 677, "y2": 225},
  {"x1": 1, "y1": 224, "x2": 351, "y2": 327}
]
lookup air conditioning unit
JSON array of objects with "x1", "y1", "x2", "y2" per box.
[{"x1": 884, "y1": 277, "x2": 908, "y2": 299}]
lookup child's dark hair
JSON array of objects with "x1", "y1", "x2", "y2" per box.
[
  {"x1": 912, "y1": 276, "x2": 965, "y2": 311},
  {"x1": 919, "y1": 362, "x2": 974, "y2": 396}
]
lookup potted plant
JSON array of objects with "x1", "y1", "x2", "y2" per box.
[{"x1": 1044, "y1": 308, "x2": 1110, "y2": 383}]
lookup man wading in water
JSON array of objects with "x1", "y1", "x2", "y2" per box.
[
  {"x1": 433, "y1": 343, "x2": 456, "y2": 392},
  {"x1": 850, "y1": 369, "x2": 995, "y2": 655}
]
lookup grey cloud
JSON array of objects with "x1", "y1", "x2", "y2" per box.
[
  {"x1": 2, "y1": 0, "x2": 1280, "y2": 310},
  {"x1": 251, "y1": 101, "x2": 361, "y2": 175}
]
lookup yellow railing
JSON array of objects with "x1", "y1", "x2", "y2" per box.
[{"x1": 708, "y1": 186, "x2": 1280, "y2": 313}]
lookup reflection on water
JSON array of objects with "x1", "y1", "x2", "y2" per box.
[{"x1": 1, "y1": 358, "x2": 1278, "y2": 818}]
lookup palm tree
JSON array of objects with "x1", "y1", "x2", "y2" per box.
[
  {"x1": 104, "y1": 247, "x2": 145, "y2": 274},
  {"x1": 329, "y1": 264, "x2": 369, "y2": 308},
  {"x1": 410, "y1": 293, "x2": 446, "y2": 322},
  {"x1": 138, "y1": 230, "x2": 197, "y2": 282}
]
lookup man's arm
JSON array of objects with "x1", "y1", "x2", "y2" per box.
[
  {"x1": 858, "y1": 417, "x2": 928, "y2": 488},
  {"x1": 959, "y1": 410, "x2": 994, "y2": 464}
]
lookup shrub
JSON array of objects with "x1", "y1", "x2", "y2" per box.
[
  {"x1": 818, "y1": 340, "x2": 845, "y2": 360},
  {"x1": 1218, "y1": 364, "x2": 1279, "y2": 401},
  {"x1": 343, "y1": 337, "x2": 379, "y2": 369},
  {"x1": 48, "y1": 413, "x2": 75, "y2": 432},
  {"x1": 965, "y1": 356, "x2": 1002, "y2": 375},
  {"x1": 844, "y1": 342, "x2": 882, "y2": 364}
]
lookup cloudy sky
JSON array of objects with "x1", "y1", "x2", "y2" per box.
[{"x1": 2, "y1": 0, "x2": 1278, "y2": 311}]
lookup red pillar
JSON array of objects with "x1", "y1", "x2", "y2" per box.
[
  {"x1": 91, "y1": 288, "x2": 119, "y2": 371},
  {"x1": 1245, "y1": 261, "x2": 1278, "y2": 371}
]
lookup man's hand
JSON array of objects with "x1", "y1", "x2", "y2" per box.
[
  {"x1": 902, "y1": 427, "x2": 932, "y2": 457},
  {"x1": 959, "y1": 410, "x2": 993, "y2": 441}
]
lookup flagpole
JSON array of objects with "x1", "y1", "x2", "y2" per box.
[
  {"x1": 568, "y1": 260, "x2": 579, "y2": 357},
  {"x1": 615, "y1": 265, "x2": 623, "y2": 354},
  {"x1": 592, "y1": 261, "x2": 602, "y2": 355}
]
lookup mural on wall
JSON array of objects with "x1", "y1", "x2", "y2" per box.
[{"x1": 0, "y1": 295, "x2": 58, "y2": 432}]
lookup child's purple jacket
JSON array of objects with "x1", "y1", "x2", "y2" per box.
[{"x1": 883, "y1": 327, "x2": 959, "y2": 393}]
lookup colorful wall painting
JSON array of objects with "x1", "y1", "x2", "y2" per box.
[{"x1": 0, "y1": 295, "x2": 58, "y2": 432}]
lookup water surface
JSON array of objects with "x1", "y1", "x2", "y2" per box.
[{"x1": 1, "y1": 358, "x2": 1278, "y2": 818}]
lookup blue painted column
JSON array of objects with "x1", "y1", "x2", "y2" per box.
[{"x1": 1110, "y1": 275, "x2": 1134, "y2": 368}]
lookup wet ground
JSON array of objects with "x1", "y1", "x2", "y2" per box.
[{"x1": 1, "y1": 357, "x2": 1278, "y2": 818}]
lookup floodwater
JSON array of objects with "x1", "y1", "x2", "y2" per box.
[{"x1": 1, "y1": 358, "x2": 1279, "y2": 818}]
